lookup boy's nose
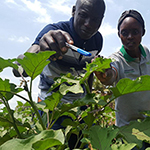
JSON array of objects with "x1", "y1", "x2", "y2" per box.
[{"x1": 84, "y1": 18, "x2": 91, "y2": 27}]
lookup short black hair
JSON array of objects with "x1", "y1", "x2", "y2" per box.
[
  {"x1": 117, "y1": 10, "x2": 145, "y2": 31},
  {"x1": 75, "y1": 0, "x2": 106, "y2": 16}
]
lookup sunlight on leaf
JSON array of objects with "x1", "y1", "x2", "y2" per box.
[
  {"x1": 0, "y1": 57, "x2": 18, "y2": 72},
  {"x1": 111, "y1": 75, "x2": 150, "y2": 98},
  {"x1": 18, "y1": 66, "x2": 24, "y2": 75},
  {"x1": 59, "y1": 82, "x2": 83, "y2": 95},
  {"x1": 119, "y1": 117, "x2": 150, "y2": 148},
  {"x1": 132, "y1": 128, "x2": 150, "y2": 141},
  {"x1": 80, "y1": 57, "x2": 112, "y2": 83},
  {"x1": 17, "y1": 51, "x2": 55, "y2": 80},
  {"x1": 111, "y1": 143, "x2": 136, "y2": 150},
  {"x1": 0, "y1": 129, "x2": 64, "y2": 150}
]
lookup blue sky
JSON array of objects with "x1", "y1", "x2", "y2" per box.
[{"x1": 1, "y1": 0, "x2": 150, "y2": 109}]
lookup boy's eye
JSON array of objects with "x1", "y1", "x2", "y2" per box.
[
  {"x1": 92, "y1": 18, "x2": 100, "y2": 23},
  {"x1": 79, "y1": 12, "x2": 87, "y2": 18}
]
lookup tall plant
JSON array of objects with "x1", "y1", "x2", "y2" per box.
[{"x1": 0, "y1": 51, "x2": 150, "y2": 150}]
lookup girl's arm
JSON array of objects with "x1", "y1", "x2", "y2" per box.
[{"x1": 94, "y1": 67, "x2": 117, "y2": 85}]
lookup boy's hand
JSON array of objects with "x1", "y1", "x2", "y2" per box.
[{"x1": 39, "y1": 30, "x2": 74, "y2": 61}]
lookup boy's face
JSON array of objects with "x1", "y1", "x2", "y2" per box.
[
  {"x1": 73, "y1": 0, "x2": 104, "y2": 40},
  {"x1": 118, "y1": 17, "x2": 144, "y2": 52}
]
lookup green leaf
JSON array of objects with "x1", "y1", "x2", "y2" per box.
[
  {"x1": 0, "y1": 116, "x2": 13, "y2": 128},
  {"x1": 50, "y1": 75, "x2": 83, "y2": 95},
  {"x1": 119, "y1": 117, "x2": 150, "y2": 148},
  {"x1": 33, "y1": 139, "x2": 62, "y2": 150},
  {"x1": 141, "y1": 110, "x2": 150, "y2": 117},
  {"x1": 49, "y1": 77, "x2": 67, "y2": 92},
  {"x1": 111, "y1": 75, "x2": 150, "y2": 98},
  {"x1": 59, "y1": 82, "x2": 83, "y2": 95},
  {"x1": 0, "y1": 133, "x2": 13, "y2": 146},
  {"x1": 86, "y1": 57, "x2": 112, "y2": 72},
  {"x1": 17, "y1": 101, "x2": 24, "y2": 106},
  {"x1": 83, "y1": 112, "x2": 95, "y2": 128},
  {"x1": 74, "y1": 93, "x2": 96, "y2": 106},
  {"x1": 44, "y1": 92, "x2": 63, "y2": 111},
  {"x1": 0, "y1": 57, "x2": 18, "y2": 72},
  {"x1": 111, "y1": 143, "x2": 136, "y2": 150},
  {"x1": 17, "y1": 51, "x2": 55, "y2": 80},
  {"x1": 80, "y1": 57, "x2": 112, "y2": 83},
  {"x1": 61, "y1": 118, "x2": 78, "y2": 128},
  {"x1": 0, "y1": 129, "x2": 64, "y2": 150},
  {"x1": 87, "y1": 126, "x2": 119, "y2": 150},
  {"x1": 56, "y1": 94, "x2": 96, "y2": 115},
  {"x1": 0, "y1": 78, "x2": 23, "y2": 100},
  {"x1": 61, "y1": 111, "x2": 77, "y2": 120}
]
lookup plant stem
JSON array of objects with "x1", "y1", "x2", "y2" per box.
[
  {"x1": 27, "y1": 80, "x2": 46, "y2": 130},
  {"x1": 84, "y1": 80, "x2": 90, "y2": 95},
  {"x1": 3, "y1": 98, "x2": 22, "y2": 138},
  {"x1": 48, "y1": 112, "x2": 60, "y2": 129}
]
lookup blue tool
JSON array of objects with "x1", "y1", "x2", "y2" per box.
[{"x1": 65, "y1": 42, "x2": 92, "y2": 56}]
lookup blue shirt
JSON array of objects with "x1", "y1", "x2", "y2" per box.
[{"x1": 33, "y1": 17, "x2": 103, "y2": 103}]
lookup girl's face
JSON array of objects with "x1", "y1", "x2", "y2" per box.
[{"x1": 118, "y1": 17, "x2": 144, "y2": 53}]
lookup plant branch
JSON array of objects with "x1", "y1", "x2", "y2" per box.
[
  {"x1": 2, "y1": 98, "x2": 22, "y2": 139},
  {"x1": 27, "y1": 78, "x2": 46, "y2": 130}
]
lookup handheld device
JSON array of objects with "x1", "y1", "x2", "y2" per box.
[{"x1": 65, "y1": 42, "x2": 92, "y2": 56}]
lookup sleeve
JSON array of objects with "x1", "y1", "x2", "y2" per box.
[
  {"x1": 109, "y1": 54, "x2": 120, "y2": 83},
  {"x1": 32, "y1": 24, "x2": 58, "y2": 45}
]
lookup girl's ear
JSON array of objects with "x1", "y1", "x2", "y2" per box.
[
  {"x1": 142, "y1": 29, "x2": 145, "y2": 36},
  {"x1": 72, "y1": 6, "x2": 76, "y2": 17},
  {"x1": 118, "y1": 31, "x2": 120, "y2": 37}
]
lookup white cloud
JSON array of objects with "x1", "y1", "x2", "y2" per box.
[
  {"x1": 21, "y1": 0, "x2": 52, "y2": 23},
  {"x1": 5, "y1": 0, "x2": 20, "y2": 7},
  {"x1": 105, "y1": 0, "x2": 114, "y2": 4},
  {"x1": 8, "y1": 36, "x2": 30, "y2": 43},
  {"x1": 5, "y1": 0, "x2": 52, "y2": 23},
  {"x1": 99, "y1": 23, "x2": 117, "y2": 37},
  {"x1": 48, "y1": 0, "x2": 72, "y2": 16},
  {"x1": 5, "y1": 0, "x2": 16, "y2": 4}
]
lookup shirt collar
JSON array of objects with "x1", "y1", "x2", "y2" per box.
[{"x1": 120, "y1": 44, "x2": 146, "y2": 62}]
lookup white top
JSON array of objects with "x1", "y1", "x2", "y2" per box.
[{"x1": 110, "y1": 45, "x2": 150, "y2": 127}]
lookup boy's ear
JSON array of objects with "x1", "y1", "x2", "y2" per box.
[{"x1": 72, "y1": 6, "x2": 76, "y2": 17}]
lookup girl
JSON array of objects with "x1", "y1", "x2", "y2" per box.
[{"x1": 94, "y1": 10, "x2": 150, "y2": 128}]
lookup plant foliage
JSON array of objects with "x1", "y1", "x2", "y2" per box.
[{"x1": 0, "y1": 51, "x2": 150, "y2": 150}]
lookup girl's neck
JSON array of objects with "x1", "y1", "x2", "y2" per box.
[{"x1": 126, "y1": 47, "x2": 141, "y2": 60}]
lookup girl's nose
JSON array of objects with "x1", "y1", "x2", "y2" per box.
[{"x1": 127, "y1": 32, "x2": 133, "y2": 39}]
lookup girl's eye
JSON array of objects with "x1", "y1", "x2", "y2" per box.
[
  {"x1": 120, "y1": 29, "x2": 140, "y2": 37},
  {"x1": 133, "y1": 30, "x2": 139, "y2": 35},
  {"x1": 121, "y1": 31, "x2": 128, "y2": 37}
]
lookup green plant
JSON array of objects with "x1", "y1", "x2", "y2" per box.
[{"x1": 0, "y1": 51, "x2": 150, "y2": 149}]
